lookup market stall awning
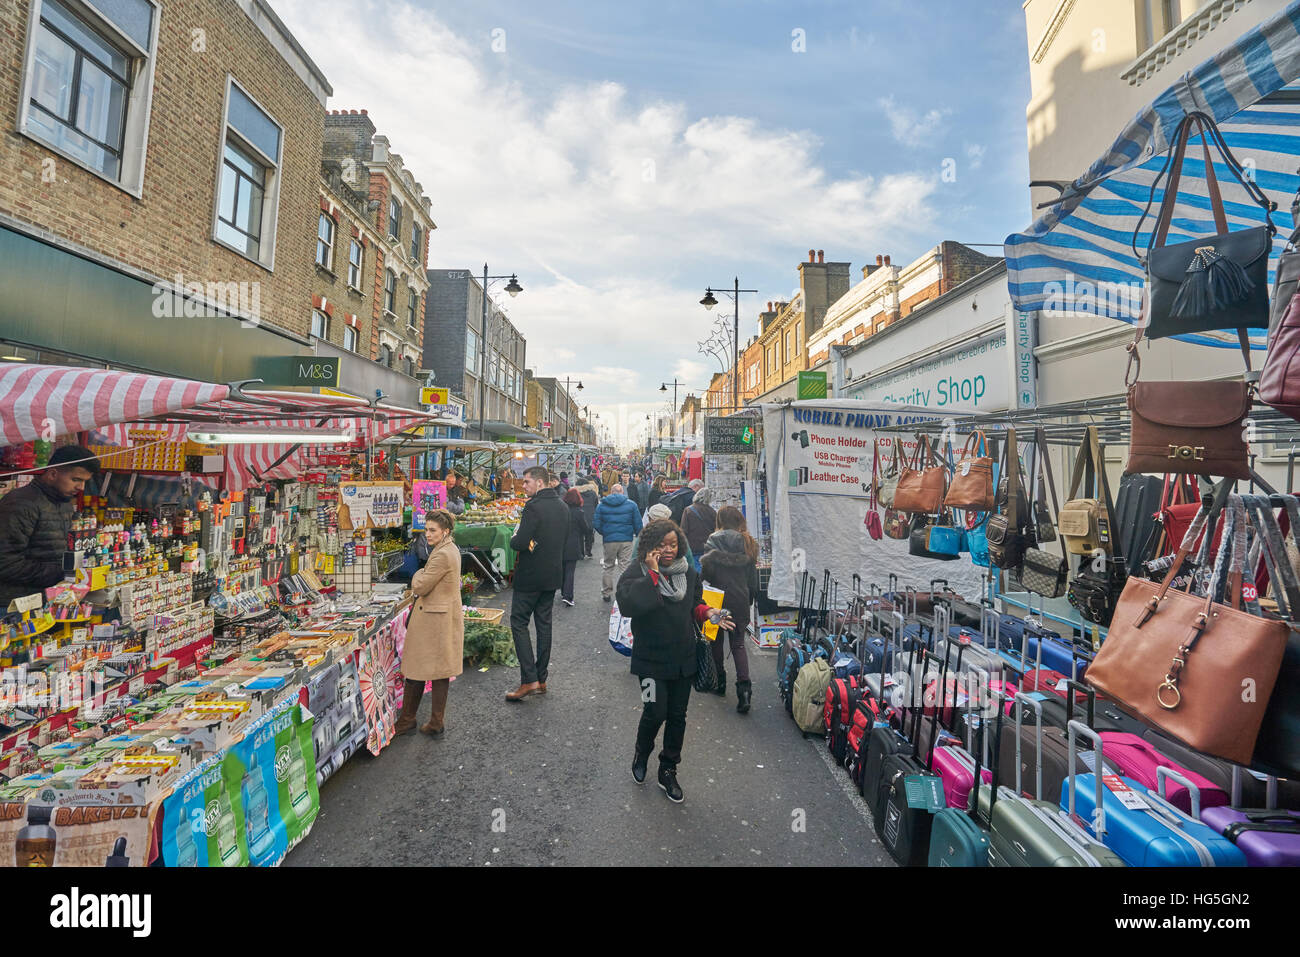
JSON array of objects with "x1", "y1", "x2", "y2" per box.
[
  {"x1": 0, "y1": 363, "x2": 229, "y2": 446},
  {"x1": 1005, "y1": 1, "x2": 1300, "y2": 352}
]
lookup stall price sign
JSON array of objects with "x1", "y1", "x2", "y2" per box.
[{"x1": 704, "y1": 417, "x2": 757, "y2": 455}]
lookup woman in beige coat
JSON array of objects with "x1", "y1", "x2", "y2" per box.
[{"x1": 397, "y1": 509, "x2": 464, "y2": 735}]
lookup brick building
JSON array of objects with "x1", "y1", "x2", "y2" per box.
[
  {"x1": 319, "y1": 110, "x2": 432, "y2": 380},
  {"x1": 0, "y1": 0, "x2": 332, "y2": 382},
  {"x1": 808, "y1": 242, "x2": 1001, "y2": 367}
]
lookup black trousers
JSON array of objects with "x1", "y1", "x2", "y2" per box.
[
  {"x1": 583, "y1": 527, "x2": 594, "y2": 556},
  {"x1": 634, "y1": 675, "x2": 692, "y2": 769},
  {"x1": 561, "y1": 560, "x2": 577, "y2": 602},
  {"x1": 511, "y1": 589, "x2": 555, "y2": 684}
]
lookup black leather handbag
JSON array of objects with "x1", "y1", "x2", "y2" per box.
[
  {"x1": 1133, "y1": 111, "x2": 1276, "y2": 342},
  {"x1": 987, "y1": 427, "x2": 1029, "y2": 570},
  {"x1": 1018, "y1": 430, "x2": 1068, "y2": 598}
]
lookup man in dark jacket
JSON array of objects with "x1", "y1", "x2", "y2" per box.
[
  {"x1": 592, "y1": 484, "x2": 642, "y2": 601},
  {"x1": 574, "y1": 479, "x2": 599, "y2": 558},
  {"x1": 506, "y1": 466, "x2": 569, "y2": 701},
  {"x1": 626, "y1": 471, "x2": 649, "y2": 513},
  {"x1": 665, "y1": 479, "x2": 702, "y2": 525},
  {"x1": 0, "y1": 445, "x2": 97, "y2": 608}
]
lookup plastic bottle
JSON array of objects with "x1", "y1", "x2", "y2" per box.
[
  {"x1": 15, "y1": 804, "x2": 56, "y2": 866},
  {"x1": 241, "y1": 755, "x2": 274, "y2": 859}
]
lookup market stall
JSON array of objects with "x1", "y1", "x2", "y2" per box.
[{"x1": 0, "y1": 363, "x2": 509, "y2": 866}]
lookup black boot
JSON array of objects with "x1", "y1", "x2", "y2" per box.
[
  {"x1": 712, "y1": 671, "x2": 726, "y2": 697},
  {"x1": 736, "y1": 680, "x2": 752, "y2": 715},
  {"x1": 632, "y1": 749, "x2": 648, "y2": 785},
  {"x1": 658, "y1": 764, "x2": 683, "y2": 803}
]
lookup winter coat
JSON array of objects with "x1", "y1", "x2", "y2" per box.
[
  {"x1": 615, "y1": 559, "x2": 704, "y2": 680},
  {"x1": 680, "y1": 501, "x2": 717, "y2": 557},
  {"x1": 0, "y1": 480, "x2": 72, "y2": 608},
  {"x1": 564, "y1": 501, "x2": 590, "y2": 561},
  {"x1": 575, "y1": 482, "x2": 599, "y2": 527},
  {"x1": 626, "y1": 481, "x2": 649, "y2": 513},
  {"x1": 648, "y1": 486, "x2": 665, "y2": 508},
  {"x1": 403, "y1": 537, "x2": 465, "y2": 681},
  {"x1": 665, "y1": 487, "x2": 695, "y2": 525},
  {"x1": 593, "y1": 493, "x2": 642, "y2": 543},
  {"x1": 510, "y1": 487, "x2": 568, "y2": 592},
  {"x1": 700, "y1": 530, "x2": 759, "y2": 631}
]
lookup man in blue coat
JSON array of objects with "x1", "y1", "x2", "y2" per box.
[{"x1": 592, "y1": 483, "x2": 642, "y2": 602}]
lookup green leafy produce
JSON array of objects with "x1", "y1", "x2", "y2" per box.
[{"x1": 462, "y1": 620, "x2": 518, "y2": 668}]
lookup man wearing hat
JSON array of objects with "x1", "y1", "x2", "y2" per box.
[{"x1": 0, "y1": 445, "x2": 99, "y2": 607}]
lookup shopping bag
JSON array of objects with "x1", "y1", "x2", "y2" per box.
[
  {"x1": 701, "y1": 583, "x2": 725, "y2": 641},
  {"x1": 608, "y1": 600, "x2": 634, "y2": 657}
]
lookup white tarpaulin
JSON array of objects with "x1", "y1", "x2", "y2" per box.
[{"x1": 761, "y1": 400, "x2": 989, "y2": 605}]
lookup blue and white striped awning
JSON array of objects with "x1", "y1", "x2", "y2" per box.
[{"x1": 1005, "y1": 1, "x2": 1300, "y2": 351}]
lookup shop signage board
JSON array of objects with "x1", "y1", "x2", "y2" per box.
[
  {"x1": 797, "y1": 370, "x2": 827, "y2": 399},
  {"x1": 411, "y1": 480, "x2": 448, "y2": 529},
  {"x1": 704, "y1": 417, "x2": 757, "y2": 454},
  {"x1": 337, "y1": 481, "x2": 405, "y2": 530},
  {"x1": 420, "y1": 387, "x2": 450, "y2": 405},
  {"x1": 1011, "y1": 310, "x2": 1038, "y2": 410},
  {"x1": 846, "y1": 329, "x2": 1008, "y2": 414},
  {"x1": 783, "y1": 405, "x2": 941, "y2": 499},
  {"x1": 252, "y1": 356, "x2": 341, "y2": 388}
]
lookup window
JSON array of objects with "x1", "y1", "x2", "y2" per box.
[
  {"x1": 465, "y1": 328, "x2": 478, "y2": 372},
  {"x1": 311, "y1": 309, "x2": 329, "y2": 339},
  {"x1": 316, "y1": 213, "x2": 334, "y2": 268},
  {"x1": 785, "y1": 329, "x2": 793, "y2": 361},
  {"x1": 347, "y1": 240, "x2": 363, "y2": 288},
  {"x1": 21, "y1": 0, "x2": 157, "y2": 192},
  {"x1": 403, "y1": 356, "x2": 414, "y2": 377},
  {"x1": 384, "y1": 269, "x2": 396, "y2": 314},
  {"x1": 380, "y1": 344, "x2": 393, "y2": 368},
  {"x1": 388, "y1": 196, "x2": 401, "y2": 240},
  {"x1": 343, "y1": 325, "x2": 357, "y2": 352},
  {"x1": 214, "y1": 79, "x2": 283, "y2": 266},
  {"x1": 410, "y1": 223, "x2": 422, "y2": 262},
  {"x1": 407, "y1": 288, "x2": 418, "y2": 328}
]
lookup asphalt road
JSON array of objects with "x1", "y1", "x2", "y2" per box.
[{"x1": 285, "y1": 553, "x2": 896, "y2": 867}]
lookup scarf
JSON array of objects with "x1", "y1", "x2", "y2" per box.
[{"x1": 650, "y1": 555, "x2": 690, "y2": 602}]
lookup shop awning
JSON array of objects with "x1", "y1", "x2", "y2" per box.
[
  {"x1": 0, "y1": 362, "x2": 229, "y2": 446},
  {"x1": 1004, "y1": 1, "x2": 1300, "y2": 351}
]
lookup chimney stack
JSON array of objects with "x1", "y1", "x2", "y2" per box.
[
  {"x1": 767, "y1": 301, "x2": 772, "y2": 311},
  {"x1": 808, "y1": 249, "x2": 815, "y2": 263},
  {"x1": 884, "y1": 255, "x2": 891, "y2": 266},
  {"x1": 876, "y1": 254, "x2": 883, "y2": 266},
  {"x1": 817, "y1": 250, "x2": 824, "y2": 263}
]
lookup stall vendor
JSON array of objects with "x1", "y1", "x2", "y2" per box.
[{"x1": 0, "y1": 445, "x2": 99, "y2": 607}]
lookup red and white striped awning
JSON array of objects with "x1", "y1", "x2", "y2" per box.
[
  {"x1": 0, "y1": 363, "x2": 229, "y2": 446},
  {"x1": 103, "y1": 388, "x2": 433, "y2": 492}
]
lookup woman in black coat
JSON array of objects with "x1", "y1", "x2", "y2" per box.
[
  {"x1": 561, "y1": 488, "x2": 589, "y2": 606},
  {"x1": 647, "y1": 476, "x2": 667, "y2": 509},
  {"x1": 699, "y1": 506, "x2": 760, "y2": 714},
  {"x1": 616, "y1": 519, "x2": 733, "y2": 803}
]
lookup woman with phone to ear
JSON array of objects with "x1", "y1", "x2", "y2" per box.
[{"x1": 616, "y1": 519, "x2": 734, "y2": 803}]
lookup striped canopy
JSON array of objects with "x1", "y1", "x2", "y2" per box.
[
  {"x1": 1005, "y1": 2, "x2": 1300, "y2": 351},
  {"x1": 0, "y1": 363, "x2": 229, "y2": 446}
]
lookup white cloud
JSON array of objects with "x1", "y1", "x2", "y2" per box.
[
  {"x1": 966, "y1": 143, "x2": 986, "y2": 170},
  {"x1": 276, "y1": 0, "x2": 943, "y2": 436},
  {"x1": 879, "y1": 95, "x2": 949, "y2": 148}
]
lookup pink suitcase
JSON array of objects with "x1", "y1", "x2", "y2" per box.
[{"x1": 1099, "y1": 732, "x2": 1229, "y2": 814}]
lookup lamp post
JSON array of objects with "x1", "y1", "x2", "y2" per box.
[
  {"x1": 660, "y1": 379, "x2": 685, "y2": 443},
  {"x1": 561, "y1": 376, "x2": 583, "y2": 443},
  {"x1": 700, "y1": 278, "x2": 758, "y2": 413},
  {"x1": 477, "y1": 263, "x2": 523, "y2": 440}
]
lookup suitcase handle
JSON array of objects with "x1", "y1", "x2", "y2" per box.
[
  {"x1": 1066, "y1": 720, "x2": 1108, "y2": 840},
  {"x1": 1013, "y1": 691, "x2": 1045, "y2": 801},
  {"x1": 1064, "y1": 678, "x2": 1095, "y2": 730},
  {"x1": 1156, "y1": 766, "x2": 1203, "y2": 821}
]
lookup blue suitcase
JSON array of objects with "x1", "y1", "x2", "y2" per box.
[{"x1": 1060, "y1": 721, "x2": 1247, "y2": 867}]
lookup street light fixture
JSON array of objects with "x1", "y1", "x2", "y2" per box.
[
  {"x1": 698, "y1": 278, "x2": 757, "y2": 414},
  {"x1": 476, "y1": 263, "x2": 524, "y2": 441}
]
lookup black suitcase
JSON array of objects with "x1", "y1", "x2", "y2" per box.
[
  {"x1": 1113, "y1": 474, "x2": 1162, "y2": 576},
  {"x1": 874, "y1": 653, "x2": 946, "y2": 866}
]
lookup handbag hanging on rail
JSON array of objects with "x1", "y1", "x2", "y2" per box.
[
  {"x1": 944, "y1": 429, "x2": 994, "y2": 511},
  {"x1": 986, "y1": 427, "x2": 1028, "y2": 571},
  {"x1": 1132, "y1": 110, "x2": 1276, "y2": 341},
  {"x1": 1018, "y1": 429, "x2": 1069, "y2": 598},
  {"x1": 1086, "y1": 494, "x2": 1289, "y2": 767},
  {"x1": 894, "y1": 434, "x2": 947, "y2": 515},
  {"x1": 877, "y1": 436, "x2": 906, "y2": 510},
  {"x1": 864, "y1": 445, "x2": 883, "y2": 541}
]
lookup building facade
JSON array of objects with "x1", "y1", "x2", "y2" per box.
[
  {"x1": 320, "y1": 110, "x2": 433, "y2": 381},
  {"x1": 530, "y1": 376, "x2": 580, "y2": 444},
  {"x1": 424, "y1": 269, "x2": 527, "y2": 438},
  {"x1": 0, "y1": 0, "x2": 331, "y2": 383}
]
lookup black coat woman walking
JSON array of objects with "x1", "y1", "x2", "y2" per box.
[
  {"x1": 561, "y1": 488, "x2": 589, "y2": 606},
  {"x1": 616, "y1": 519, "x2": 734, "y2": 803}
]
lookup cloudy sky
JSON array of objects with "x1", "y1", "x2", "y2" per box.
[{"x1": 277, "y1": 0, "x2": 1034, "y2": 447}]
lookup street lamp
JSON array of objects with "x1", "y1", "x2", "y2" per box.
[
  {"x1": 561, "y1": 377, "x2": 583, "y2": 442},
  {"x1": 477, "y1": 264, "x2": 523, "y2": 441},
  {"x1": 699, "y1": 278, "x2": 757, "y2": 414},
  {"x1": 660, "y1": 379, "x2": 685, "y2": 444}
]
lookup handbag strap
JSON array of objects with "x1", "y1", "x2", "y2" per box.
[
  {"x1": 869, "y1": 443, "x2": 880, "y2": 510},
  {"x1": 1242, "y1": 494, "x2": 1300, "y2": 618},
  {"x1": 1092, "y1": 428, "x2": 1121, "y2": 560},
  {"x1": 1152, "y1": 114, "x2": 1229, "y2": 250},
  {"x1": 1004, "y1": 427, "x2": 1019, "y2": 524},
  {"x1": 1033, "y1": 427, "x2": 1066, "y2": 562}
]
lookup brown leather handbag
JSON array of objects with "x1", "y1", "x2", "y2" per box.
[
  {"x1": 944, "y1": 430, "x2": 994, "y2": 511},
  {"x1": 1086, "y1": 496, "x2": 1289, "y2": 766},
  {"x1": 1260, "y1": 286, "x2": 1300, "y2": 422},
  {"x1": 1124, "y1": 322, "x2": 1252, "y2": 480},
  {"x1": 894, "y1": 435, "x2": 946, "y2": 515}
]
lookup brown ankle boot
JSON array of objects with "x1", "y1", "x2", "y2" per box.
[
  {"x1": 420, "y1": 678, "x2": 449, "y2": 734},
  {"x1": 394, "y1": 679, "x2": 424, "y2": 735}
]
